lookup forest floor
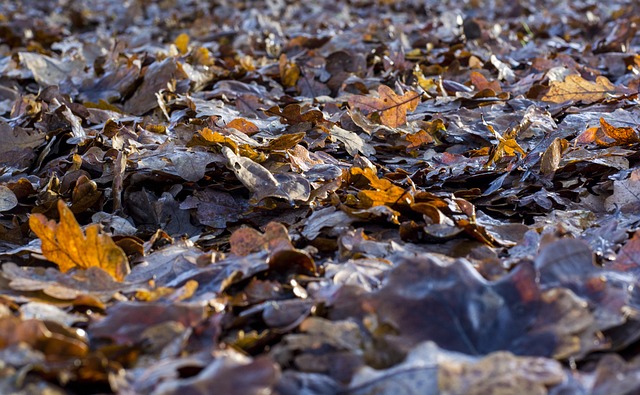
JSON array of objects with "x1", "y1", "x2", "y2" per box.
[{"x1": 1, "y1": 0, "x2": 640, "y2": 394}]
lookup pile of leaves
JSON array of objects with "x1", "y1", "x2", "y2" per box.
[{"x1": 1, "y1": 0, "x2": 640, "y2": 393}]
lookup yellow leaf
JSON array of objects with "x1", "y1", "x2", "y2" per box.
[
  {"x1": 29, "y1": 200, "x2": 129, "y2": 281},
  {"x1": 542, "y1": 74, "x2": 617, "y2": 104},
  {"x1": 279, "y1": 54, "x2": 300, "y2": 88},
  {"x1": 485, "y1": 124, "x2": 526, "y2": 167},
  {"x1": 174, "y1": 33, "x2": 190, "y2": 54}
]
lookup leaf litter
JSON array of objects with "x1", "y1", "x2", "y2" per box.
[{"x1": 1, "y1": 0, "x2": 640, "y2": 393}]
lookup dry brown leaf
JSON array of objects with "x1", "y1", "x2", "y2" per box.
[
  {"x1": 29, "y1": 200, "x2": 130, "y2": 281},
  {"x1": 542, "y1": 74, "x2": 617, "y2": 104},
  {"x1": 348, "y1": 85, "x2": 420, "y2": 128},
  {"x1": 540, "y1": 138, "x2": 567, "y2": 175}
]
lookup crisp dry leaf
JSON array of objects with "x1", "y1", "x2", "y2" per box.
[
  {"x1": 405, "y1": 130, "x2": 435, "y2": 152},
  {"x1": 348, "y1": 85, "x2": 420, "y2": 128},
  {"x1": 29, "y1": 200, "x2": 130, "y2": 281},
  {"x1": 597, "y1": 118, "x2": 640, "y2": 146},
  {"x1": 540, "y1": 138, "x2": 567, "y2": 175},
  {"x1": 542, "y1": 74, "x2": 617, "y2": 104}
]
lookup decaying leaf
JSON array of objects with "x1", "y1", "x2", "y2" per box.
[
  {"x1": 29, "y1": 200, "x2": 130, "y2": 281},
  {"x1": 348, "y1": 85, "x2": 420, "y2": 128}
]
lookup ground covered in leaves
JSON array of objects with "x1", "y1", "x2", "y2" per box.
[{"x1": 1, "y1": 0, "x2": 640, "y2": 393}]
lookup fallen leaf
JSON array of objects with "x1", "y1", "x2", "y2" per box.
[
  {"x1": 279, "y1": 54, "x2": 300, "y2": 88},
  {"x1": 597, "y1": 118, "x2": 640, "y2": 146},
  {"x1": 349, "y1": 167, "x2": 413, "y2": 208},
  {"x1": 348, "y1": 85, "x2": 420, "y2": 128},
  {"x1": 175, "y1": 33, "x2": 190, "y2": 54},
  {"x1": 227, "y1": 118, "x2": 260, "y2": 135},
  {"x1": 0, "y1": 186, "x2": 18, "y2": 212},
  {"x1": 264, "y1": 104, "x2": 324, "y2": 125},
  {"x1": 470, "y1": 71, "x2": 502, "y2": 93},
  {"x1": 331, "y1": 126, "x2": 375, "y2": 157},
  {"x1": 223, "y1": 147, "x2": 311, "y2": 203},
  {"x1": 543, "y1": 74, "x2": 617, "y2": 104},
  {"x1": 539, "y1": 138, "x2": 567, "y2": 175},
  {"x1": 29, "y1": 200, "x2": 130, "y2": 281}
]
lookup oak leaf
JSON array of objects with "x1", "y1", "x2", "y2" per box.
[
  {"x1": 348, "y1": 85, "x2": 420, "y2": 128},
  {"x1": 29, "y1": 200, "x2": 130, "y2": 281},
  {"x1": 542, "y1": 74, "x2": 617, "y2": 104}
]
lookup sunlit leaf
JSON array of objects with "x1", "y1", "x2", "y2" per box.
[
  {"x1": 29, "y1": 200, "x2": 130, "y2": 281},
  {"x1": 349, "y1": 167, "x2": 413, "y2": 208},
  {"x1": 597, "y1": 117, "x2": 640, "y2": 146},
  {"x1": 348, "y1": 85, "x2": 420, "y2": 128},
  {"x1": 542, "y1": 74, "x2": 617, "y2": 104}
]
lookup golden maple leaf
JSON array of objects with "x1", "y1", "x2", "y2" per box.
[
  {"x1": 542, "y1": 74, "x2": 617, "y2": 104},
  {"x1": 29, "y1": 200, "x2": 130, "y2": 281},
  {"x1": 348, "y1": 85, "x2": 420, "y2": 128}
]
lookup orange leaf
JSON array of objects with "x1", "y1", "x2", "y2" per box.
[
  {"x1": 470, "y1": 71, "x2": 501, "y2": 93},
  {"x1": 597, "y1": 118, "x2": 639, "y2": 146},
  {"x1": 542, "y1": 74, "x2": 617, "y2": 104},
  {"x1": 29, "y1": 200, "x2": 129, "y2": 281},
  {"x1": 405, "y1": 130, "x2": 434, "y2": 152},
  {"x1": 348, "y1": 85, "x2": 420, "y2": 128},
  {"x1": 349, "y1": 167, "x2": 413, "y2": 208},
  {"x1": 227, "y1": 118, "x2": 259, "y2": 136}
]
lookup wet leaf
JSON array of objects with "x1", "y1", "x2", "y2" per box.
[{"x1": 29, "y1": 200, "x2": 130, "y2": 281}]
